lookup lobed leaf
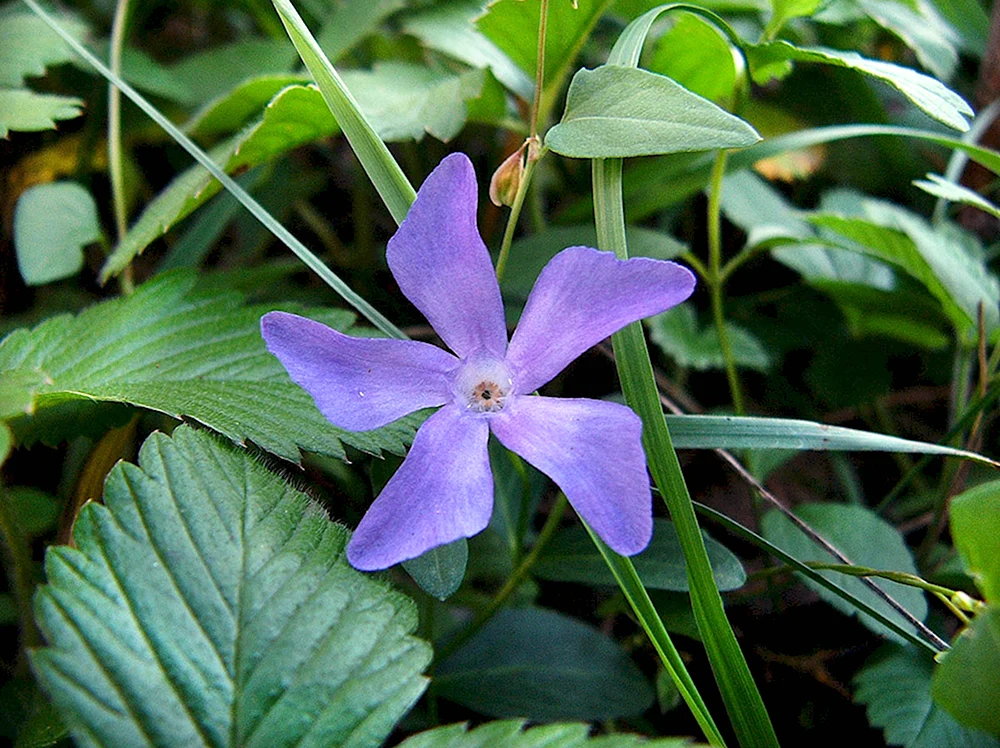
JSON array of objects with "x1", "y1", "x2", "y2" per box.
[
  {"x1": 648, "y1": 305, "x2": 770, "y2": 372},
  {"x1": 0, "y1": 7, "x2": 88, "y2": 87},
  {"x1": 31, "y1": 426, "x2": 431, "y2": 747},
  {"x1": 0, "y1": 89, "x2": 83, "y2": 138},
  {"x1": 0, "y1": 270, "x2": 417, "y2": 461}
]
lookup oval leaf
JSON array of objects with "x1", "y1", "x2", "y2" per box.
[
  {"x1": 30, "y1": 426, "x2": 431, "y2": 747},
  {"x1": 546, "y1": 65, "x2": 760, "y2": 158},
  {"x1": 14, "y1": 182, "x2": 98, "y2": 285}
]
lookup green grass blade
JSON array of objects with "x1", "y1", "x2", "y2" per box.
[
  {"x1": 594, "y1": 157, "x2": 779, "y2": 747},
  {"x1": 270, "y1": 0, "x2": 416, "y2": 225},
  {"x1": 580, "y1": 522, "x2": 726, "y2": 746},
  {"x1": 19, "y1": 0, "x2": 403, "y2": 340}
]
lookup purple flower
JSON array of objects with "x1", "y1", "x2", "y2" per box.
[{"x1": 261, "y1": 153, "x2": 695, "y2": 571}]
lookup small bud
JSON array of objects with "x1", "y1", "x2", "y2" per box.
[{"x1": 489, "y1": 143, "x2": 527, "y2": 208}]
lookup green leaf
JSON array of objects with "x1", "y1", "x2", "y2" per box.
[
  {"x1": 664, "y1": 414, "x2": 998, "y2": 466},
  {"x1": 813, "y1": 203, "x2": 1000, "y2": 336},
  {"x1": 340, "y1": 62, "x2": 486, "y2": 142},
  {"x1": 14, "y1": 182, "x2": 99, "y2": 285},
  {"x1": 762, "y1": 503, "x2": 929, "y2": 643},
  {"x1": 0, "y1": 8, "x2": 87, "y2": 87},
  {"x1": 914, "y1": 173, "x2": 1000, "y2": 221},
  {"x1": 855, "y1": 644, "x2": 1000, "y2": 747},
  {"x1": 950, "y1": 481, "x2": 1000, "y2": 603},
  {"x1": 2, "y1": 487, "x2": 60, "y2": 537},
  {"x1": 547, "y1": 65, "x2": 760, "y2": 158},
  {"x1": 31, "y1": 426, "x2": 431, "y2": 747},
  {"x1": 0, "y1": 271, "x2": 417, "y2": 461},
  {"x1": 398, "y1": 720, "x2": 694, "y2": 747},
  {"x1": 764, "y1": 0, "x2": 823, "y2": 39},
  {"x1": 316, "y1": 0, "x2": 405, "y2": 62},
  {"x1": 648, "y1": 305, "x2": 770, "y2": 372},
  {"x1": 402, "y1": 539, "x2": 468, "y2": 601},
  {"x1": 186, "y1": 74, "x2": 308, "y2": 138},
  {"x1": 0, "y1": 89, "x2": 83, "y2": 138},
  {"x1": 166, "y1": 38, "x2": 299, "y2": 106},
  {"x1": 0, "y1": 422, "x2": 10, "y2": 466},
  {"x1": 534, "y1": 519, "x2": 746, "y2": 592},
  {"x1": 402, "y1": 0, "x2": 534, "y2": 101},
  {"x1": 101, "y1": 84, "x2": 339, "y2": 281},
  {"x1": 648, "y1": 13, "x2": 736, "y2": 104},
  {"x1": 747, "y1": 42, "x2": 973, "y2": 131},
  {"x1": 436, "y1": 607, "x2": 654, "y2": 720},
  {"x1": 856, "y1": 0, "x2": 959, "y2": 81},
  {"x1": 932, "y1": 608, "x2": 1000, "y2": 737}
]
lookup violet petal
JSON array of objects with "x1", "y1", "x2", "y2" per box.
[
  {"x1": 347, "y1": 406, "x2": 493, "y2": 570},
  {"x1": 490, "y1": 395, "x2": 652, "y2": 555},
  {"x1": 506, "y1": 247, "x2": 695, "y2": 393},
  {"x1": 261, "y1": 311, "x2": 457, "y2": 431},
  {"x1": 387, "y1": 153, "x2": 508, "y2": 358}
]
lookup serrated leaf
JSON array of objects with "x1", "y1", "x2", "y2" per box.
[
  {"x1": 547, "y1": 65, "x2": 760, "y2": 158},
  {"x1": 534, "y1": 519, "x2": 746, "y2": 592},
  {"x1": 101, "y1": 84, "x2": 339, "y2": 280},
  {"x1": 340, "y1": 62, "x2": 486, "y2": 142},
  {"x1": 31, "y1": 426, "x2": 431, "y2": 747},
  {"x1": 950, "y1": 481, "x2": 1000, "y2": 603},
  {"x1": 747, "y1": 42, "x2": 972, "y2": 131},
  {"x1": 0, "y1": 270, "x2": 417, "y2": 461},
  {"x1": 398, "y1": 719, "x2": 695, "y2": 747},
  {"x1": 0, "y1": 9, "x2": 87, "y2": 87},
  {"x1": 855, "y1": 644, "x2": 1000, "y2": 747},
  {"x1": 14, "y1": 182, "x2": 99, "y2": 285},
  {"x1": 0, "y1": 89, "x2": 83, "y2": 138},
  {"x1": 436, "y1": 607, "x2": 653, "y2": 720},
  {"x1": 648, "y1": 304, "x2": 770, "y2": 372},
  {"x1": 762, "y1": 503, "x2": 928, "y2": 643},
  {"x1": 932, "y1": 608, "x2": 1000, "y2": 737},
  {"x1": 914, "y1": 173, "x2": 1000, "y2": 221},
  {"x1": 402, "y1": 0, "x2": 534, "y2": 101}
]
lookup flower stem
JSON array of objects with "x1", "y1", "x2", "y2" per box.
[
  {"x1": 706, "y1": 149, "x2": 744, "y2": 414},
  {"x1": 432, "y1": 493, "x2": 567, "y2": 664},
  {"x1": 108, "y1": 0, "x2": 134, "y2": 294},
  {"x1": 530, "y1": 0, "x2": 549, "y2": 141},
  {"x1": 495, "y1": 150, "x2": 540, "y2": 283}
]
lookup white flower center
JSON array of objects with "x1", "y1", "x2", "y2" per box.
[{"x1": 452, "y1": 355, "x2": 514, "y2": 414}]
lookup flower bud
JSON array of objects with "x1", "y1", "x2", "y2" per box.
[{"x1": 489, "y1": 143, "x2": 527, "y2": 207}]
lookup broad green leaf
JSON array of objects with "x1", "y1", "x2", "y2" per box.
[
  {"x1": 932, "y1": 609, "x2": 1000, "y2": 737},
  {"x1": 186, "y1": 74, "x2": 308, "y2": 138},
  {"x1": 648, "y1": 305, "x2": 770, "y2": 372},
  {"x1": 914, "y1": 173, "x2": 1000, "y2": 221},
  {"x1": 747, "y1": 42, "x2": 972, "y2": 131},
  {"x1": 341, "y1": 62, "x2": 486, "y2": 142},
  {"x1": 664, "y1": 414, "x2": 997, "y2": 466},
  {"x1": 763, "y1": 0, "x2": 822, "y2": 39},
  {"x1": 14, "y1": 182, "x2": 99, "y2": 285},
  {"x1": 166, "y1": 38, "x2": 299, "y2": 106},
  {"x1": 855, "y1": 645, "x2": 1000, "y2": 747},
  {"x1": 477, "y1": 0, "x2": 611, "y2": 99},
  {"x1": 436, "y1": 607, "x2": 654, "y2": 720},
  {"x1": 316, "y1": 0, "x2": 404, "y2": 62},
  {"x1": 0, "y1": 8, "x2": 87, "y2": 86},
  {"x1": 101, "y1": 84, "x2": 339, "y2": 280},
  {"x1": 547, "y1": 65, "x2": 760, "y2": 158},
  {"x1": 534, "y1": 519, "x2": 746, "y2": 591},
  {"x1": 813, "y1": 203, "x2": 1000, "y2": 336},
  {"x1": 402, "y1": 0, "x2": 534, "y2": 101},
  {"x1": 0, "y1": 271, "x2": 417, "y2": 461},
  {"x1": 31, "y1": 426, "x2": 431, "y2": 747},
  {"x1": 0, "y1": 89, "x2": 83, "y2": 137},
  {"x1": 402, "y1": 539, "x2": 468, "y2": 601},
  {"x1": 762, "y1": 503, "x2": 928, "y2": 643},
  {"x1": 856, "y1": 0, "x2": 959, "y2": 81},
  {"x1": 929, "y1": 0, "x2": 988, "y2": 55},
  {"x1": 648, "y1": 13, "x2": 736, "y2": 104},
  {"x1": 398, "y1": 720, "x2": 695, "y2": 747},
  {"x1": 950, "y1": 481, "x2": 1000, "y2": 603}
]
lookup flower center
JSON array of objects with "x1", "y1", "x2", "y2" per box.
[{"x1": 452, "y1": 355, "x2": 514, "y2": 415}]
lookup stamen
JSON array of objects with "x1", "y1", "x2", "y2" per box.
[{"x1": 452, "y1": 356, "x2": 514, "y2": 415}]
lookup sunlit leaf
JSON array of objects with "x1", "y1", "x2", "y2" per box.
[
  {"x1": 932, "y1": 609, "x2": 1000, "y2": 737},
  {"x1": 856, "y1": 0, "x2": 959, "y2": 81},
  {"x1": 950, "y1": 481, "x2": 1000, "y2": 603},
  {"x1": 913, "y1": 173, "x2": 1000, "y2": 221},
  {"x1": 762, "y1": 503, "x2": 929, "y2": 643},
  {"x1": 0, "y1": 271, "x2": 417, "y2": 461},
  {"x1": 398, "y1": 720, "x2": 694, "y2": 747},
  {"x1": 14, "y1": 182, "x2": 99, "y2": 285},
  {"x1": 648, "y1": 13, "x2": 737, "y2": 104},
  {"x1": 31, "y1": 426, "x2": 431, "y2": 747},
  {"x1": 0, "y1": 8, "x2": 87, "y2": 87},
  {"x1": 0, "y1": 89, "x2": 83, "y2": 138},
  {"x1": 546, "y1": 65, "x2": 760, "y2": 158}
]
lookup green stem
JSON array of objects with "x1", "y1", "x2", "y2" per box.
[
  {"x1": 706, "y1": 149, "x2": 744, "y2": 414},
  {"x1": 108, "y1": 0, "x2": 134, "y2": 294},
  {"x1": 495, "y1": 153, "x2": 541, "y2": 282},
  {"x1": 433, "y1": 494, "x2": 567, "y2": 664},
  {"x1": 593, "y1": 157, "x2": 779, "y2": 747},
  {"x1": 530, "y1": 0, "x2": 549, "y2": 141}
]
